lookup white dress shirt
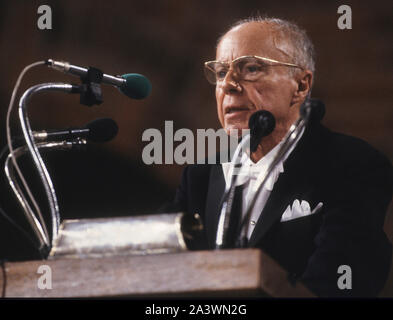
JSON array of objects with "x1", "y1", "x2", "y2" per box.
[{"x1": 222, "y1": 129, "x2": 304, "y2": 240}]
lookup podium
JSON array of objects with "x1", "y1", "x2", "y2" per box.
[{"x1": 1, "y1": 249, "x2": 268, "y2": 298}]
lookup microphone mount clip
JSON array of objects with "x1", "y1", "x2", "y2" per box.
[{"x1": 79, "y1": 66, "x2": 104, "y2": 106}]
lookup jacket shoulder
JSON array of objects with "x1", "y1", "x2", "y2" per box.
[{"x1": 320, "y1": 126, "x2": 392, "y2": 171}]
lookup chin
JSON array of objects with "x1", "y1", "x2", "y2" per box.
[{"x1": 224, "y1": 124, "x2": 249, "y2": 137}]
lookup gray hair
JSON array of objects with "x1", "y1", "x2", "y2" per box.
[{"x1": 218, "y1": 16, "x2": 316, "y2": 77}]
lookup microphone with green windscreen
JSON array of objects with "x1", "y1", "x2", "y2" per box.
[
  {"x1": 120, "y1": 73, "x2": 152, "y2": 99},
  {"x1": 46, "y1": 59, "x2": 152, "y2": 100}
]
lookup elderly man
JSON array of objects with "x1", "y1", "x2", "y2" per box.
[{"x1": 169, "y1": 17, "x2": 393, "y2": 297}]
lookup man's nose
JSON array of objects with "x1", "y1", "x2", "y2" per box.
[{"x1": 221, "y1": 69, "x2": 242, "y2": 94}]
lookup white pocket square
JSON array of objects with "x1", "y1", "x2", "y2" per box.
[{"x1": 280, "y1": 200, "x2": 323, "y2": 222}]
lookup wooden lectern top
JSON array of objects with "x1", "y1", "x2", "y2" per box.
[{"x1": 1, "y1": 249, "x2": 267, "y2": 298}]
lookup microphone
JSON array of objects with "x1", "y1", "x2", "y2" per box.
[
  {"x1": 33, "y1": 118, "x2": 119, "y2": 143},
  {"x1": 215, "y1": 110, "x2": 275, "y2": 249},
  {"x1": 45, "y1": 59, "x2": 152, "y2": 99},
  {"x1": 300, "y1": 98, "x2": 325, "y2": 123},
  {"x1": 248, "y1": 110, "x2": 276, "y2": 153}
]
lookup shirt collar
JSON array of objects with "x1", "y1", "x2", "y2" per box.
[{"x1": 222, "y1": 127, "x2": 304, "y2": 191}]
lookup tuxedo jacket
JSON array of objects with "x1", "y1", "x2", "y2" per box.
[{"x1": 168, "y1": 122, "x2": 393, "y2": 297}]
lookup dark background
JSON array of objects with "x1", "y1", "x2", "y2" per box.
[{"x1": 0, "y1": 0, "x2": 392, "y2": 270}]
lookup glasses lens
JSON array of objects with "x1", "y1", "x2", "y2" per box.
[
  {"x1": 234, "y1": 57, "x2": 268, "y2": 81},
  {"x1": 204, "y1": 62, "x2": 228, "y2": 84}
]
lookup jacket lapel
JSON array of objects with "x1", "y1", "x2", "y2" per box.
[
  {"x1": 247, "y1": 163, "x2": 302, "y2": 246},
  {"x1": 204, "y1": 165, "x2": 226, "y2": 248}
]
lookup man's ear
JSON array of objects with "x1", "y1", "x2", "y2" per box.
[{"x1": 291, "y1": 71, "x2": 313, "y2": 105}]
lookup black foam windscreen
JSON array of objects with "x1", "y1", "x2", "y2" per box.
[
  {"x1": 248, "y1": 110, "x2": 276, "y2": 153},
  {"x1": 85, "y1": 118, "x2": 119, "y2": 142},
  {"x1": 300, "y1": 98, "x2": 325, "y2": 123}
]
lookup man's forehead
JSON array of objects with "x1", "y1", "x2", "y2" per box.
[{"x1": 216, "y1": 22, "x2": 292, "y2": 61}]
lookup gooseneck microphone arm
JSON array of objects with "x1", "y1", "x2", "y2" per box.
[
  {"x1": 17, "y1": 83, "x2": 77, "y2": 249},
  {"x1": 5, "y1": 140, "x2": 87, "y2": 253},
  {"x1": 215, "y1": 110, "x2": 276, "y2": 249},
  {"x1": 215, "y1": 134, "x2": 251, "y2": 249},
  {"x1": 237, "y1": 114, "x2": 307, "y2": 245},
  {"x1": 235, "y1": 100, "x2": 323, "y2": 246}
]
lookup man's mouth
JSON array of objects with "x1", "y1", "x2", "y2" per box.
[{"x1": 225, "y1": 106, "x2": 250, "y2": 114}]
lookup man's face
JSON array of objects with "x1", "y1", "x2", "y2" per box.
[{"x1": 215, "y1": 22, "x2": 302, "y2": 138}]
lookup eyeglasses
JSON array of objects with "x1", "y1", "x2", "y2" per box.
[{"x1": 204, "y1": 55, "x2": 303, "y2": 85}]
